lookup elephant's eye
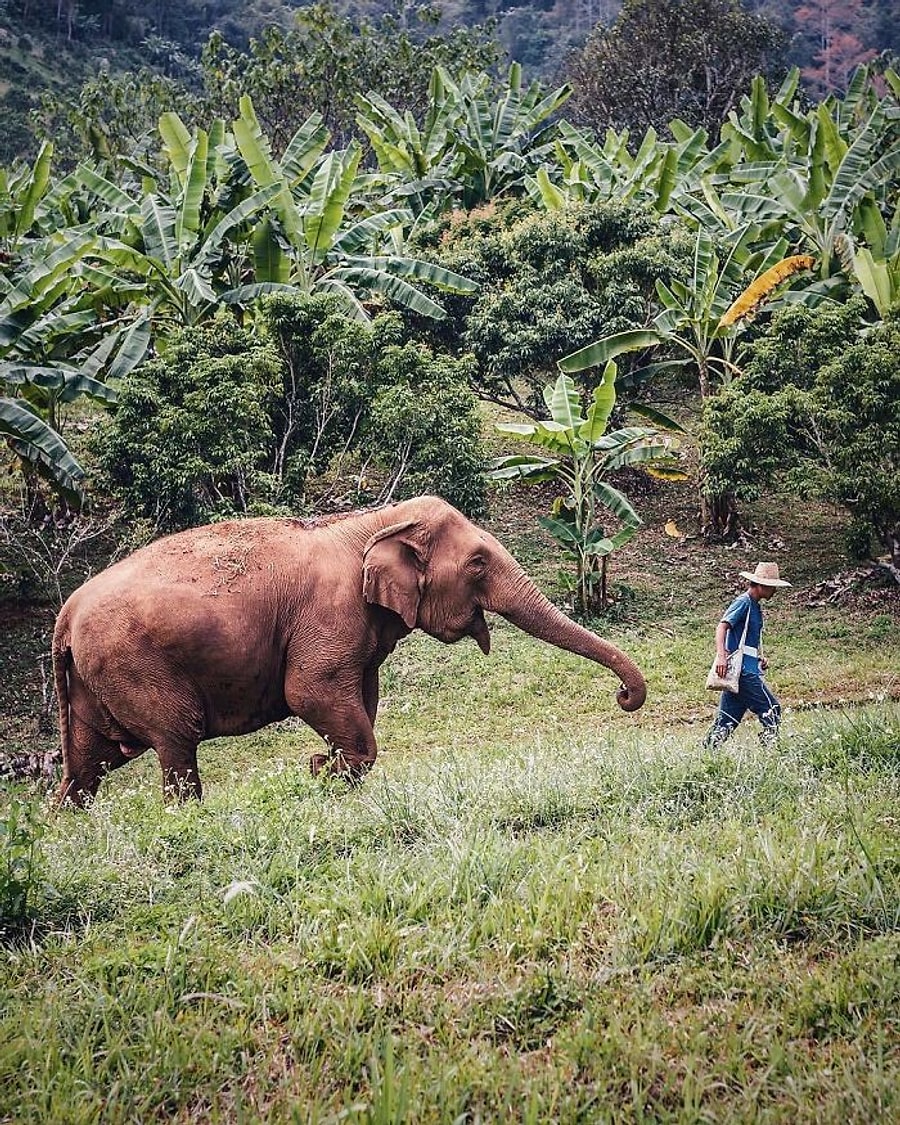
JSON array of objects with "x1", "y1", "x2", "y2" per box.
[{"x1": 466, "y1": 553, "x2": 487, "y2": 576}]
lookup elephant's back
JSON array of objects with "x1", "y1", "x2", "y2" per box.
[{"x1": 70, "y1": 517, "x2": 303, "y2": 606}]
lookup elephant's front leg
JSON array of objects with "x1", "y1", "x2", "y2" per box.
[
  {"x1": 287, "y1": 671, "x2": 378, "y2": 783},
  {"x1": 307, "y1": 705, "x2": 378, "y2": 782}
]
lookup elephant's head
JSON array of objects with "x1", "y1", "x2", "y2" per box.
[{"x1": 362, "y1": 497, "x2": 646, "y2": 712}]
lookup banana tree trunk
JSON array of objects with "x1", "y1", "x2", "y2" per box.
[{"x1": 701, "y1": 485, "x2": 740, "y2": 541}]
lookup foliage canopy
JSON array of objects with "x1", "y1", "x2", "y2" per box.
[
  {"x1": 702, "y1": 302, "x2": 900, "y2": 569},
  {"x1": 564, "y1": 0, "x2": 789, "y2": 139}
]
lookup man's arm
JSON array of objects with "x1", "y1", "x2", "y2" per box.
[{"x1": 714, "y1": 620, "x2": 729, "y2": 676}]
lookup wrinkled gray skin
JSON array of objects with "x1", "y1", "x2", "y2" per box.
[{"x1": 53, "y1": 496, "x2": 647, "y2": 806}]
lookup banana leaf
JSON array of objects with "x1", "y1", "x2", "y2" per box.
[
  {"x1": 14, "y1": 140, "x2": 53, "y2": 239},
  {"x1": 159, "y1": 112, "x2": 192, "y2": 180},
  {"x1": 141, "y1": 196, "x2": 177, "y2": 270},
  {"x1": 544, "y1": 373, "x2": 583, "y2": 429},
  {"x1": 304, "y1": 148, "x2": 361, "y2": 259},
  {"x1": 559, "y1": 329, "x2": 666, "y2": 373},
  {"x1": 487, "y1": 453, "x2": 561, "y2": 483},
  {"x1": 0, "y1": 397, "x2": 85, "y2": 498},
  {"x1": 177, "y1": 129, "x2": 209, "y2": 243},
  {"x1": 579, "y1": 362, "x2": 617, "y2": 443},
  {"x1": 592, "y1": 479, "x2": 642, "y2": 529},
  {"x1": 322, "y1": 265, "x2": 446, "y2": 319}
]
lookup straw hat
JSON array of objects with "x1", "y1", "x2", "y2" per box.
[{"x1": 739, "y1": 561, "x2": 792, "y2": 588}]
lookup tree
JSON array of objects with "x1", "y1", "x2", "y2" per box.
[
  {"x1": 95, "y1": 293, "x2": 486, "y2": 531},
  {"x1": 490, "y1": 367, "x2": 684, "y2": 614},
  {"x1": 564, "y1": 0, "x2": 788, "y2": 139},
  {"x1": 91, "y1": 317, "x2": 282, "y2": 533},
  {"x1": 35, "y1": 68, "x2": 202, "y2": 171},
  {"x1": 701, "y1": 301, "x2": 900, "y2": 575},
  {"x1": 559, "y1": 226, "x2": 816, "y2": 537},
  {"x1": 200, "y1": 2, "x2": 503, "y2": 152},
  {"x1": 265, "y1": 293, "x2": 486, "y2": 514},
  {"x1": 419, "y1": 198, "x2": 694, "y2": 415},
  {"x1": 792, "y1": 0, "x2": 877, "y2": 97}
]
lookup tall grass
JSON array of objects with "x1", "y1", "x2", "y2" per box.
[{"x1": 2, "y1": 702, "x2": 899, "y2": 1122}]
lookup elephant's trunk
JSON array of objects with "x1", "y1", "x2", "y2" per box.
[{"x1": 483, "y1": 557, "x2": 647, "y2": 712}]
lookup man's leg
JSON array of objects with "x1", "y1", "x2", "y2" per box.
[
  {"x1": 705, "y1": 687, "x2": 746, "y2": 748},
  {"x1": 743, "y1": 675, "x2": 782, "y2": 746}
]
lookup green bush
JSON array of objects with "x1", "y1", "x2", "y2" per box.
[
  {"x1": 264, "y1": 293, "x2": 486, "y2": 516},
  {"x1": 94, "y1": 297, "x2": 486, "y2": 530},
  {"x1": 93, "y1": 317, "x2": 282, "y2": 532},
  {"x1": 702, "y1": 302, "x2": 900, "y2": 568},
  {"x1": 369, "y1": 344, "x2": 486, "y2": 516},
  {"x1": 419, "y1": 199, "x2": 694, "y2": 415}
]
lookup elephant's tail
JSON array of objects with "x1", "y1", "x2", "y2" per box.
[{"x1": 52, "y1": 617, "x2": 74, "y2": 806}]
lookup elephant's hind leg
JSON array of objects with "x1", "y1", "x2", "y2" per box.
[
  {"x1": 155, "y1": 742, "x2": 202, "y2": 802},
  {"x1": 57, "y1": 714, "x2": 129, "y2": 808},
  {"x1": 57, "y1": 669, "x2": 131, "y2": 808}
]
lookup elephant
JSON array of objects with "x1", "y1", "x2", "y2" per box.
[{"x1": 53, "y1": 495, "x2": 646, "y2": 806}]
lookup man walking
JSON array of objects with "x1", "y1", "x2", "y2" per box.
[{"x1": 706, "y1": 562, "x2": 791, "y2": 748}]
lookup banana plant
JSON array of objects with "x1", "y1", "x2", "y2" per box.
[
  {"x1": 490, "y1": 365, "x2": 684, "y2": 614},
  {"x1": 355, "y1": 68, "x2": 462, "y2": 216},
  {"x1": 0, "y1": 141, "x2": 54, "y2": 263},
  {"x1": 559, "y1": 226, "x2": 816, "y2": 395},
  {"x1": 359, "y1": 64, "x2": 572, "y2": 212},
  {"x1": 445, "y1": 64, "x2": 573, "y2": 208},
  {"x1": 559, "y1": 228, "x2": 815, "y2": 536},
  {"x1": 76, "y1": 113, "x2": 286, "y2": 332},
  {"x1": 527, "y1": 119, "x2": 728, "y2": 216},
  {"x1": 232, "y1": 95, "x2": 476, "y2": 320},
  {"x1": 0, "y1": 232, "x2": 148, "y2": 500},
  {"x1": 714, "y1": 64, "x2": 900, "y2": 282}
]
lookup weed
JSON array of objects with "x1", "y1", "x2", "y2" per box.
[{"x1": 0, "y1": 790, "x2": 45, "y2": 936}]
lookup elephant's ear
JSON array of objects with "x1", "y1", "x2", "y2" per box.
[{"x1": 362, "y1": 520, "x2": 427, "y2": 629}]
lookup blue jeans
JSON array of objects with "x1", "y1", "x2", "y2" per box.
[{"x1": 706, "y1": 673, "x2": 782, "y2": 747}]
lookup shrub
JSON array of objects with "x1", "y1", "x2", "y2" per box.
[
  {"x1": 702, "y1": 303, "x2": 900, "y2": 568},
  {"x1": 94, "y1": 297, "x2": 486, "y2": 530},
  {"x1": 0, "y1": 794, "x2": 45, "y2": 936},
  {"x1": 369, "y1": 345, "x2": 486, "y2": 516},
  {"x1": 93, "y1": 317, "x2": 281, "y2": 533},
  {"x1": 420, "y1": 199, "x2": 693, "y2": 415},
  {"x1": 264, "y1": 294, "x2": 486, "y2": 516}
]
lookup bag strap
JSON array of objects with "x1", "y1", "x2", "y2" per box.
[{"x1": 736, "y1": 602, "x2": 752, "y2": 651}]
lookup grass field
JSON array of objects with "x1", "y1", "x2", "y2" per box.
[{"x1": 2, "y1": 486, "x2": 899, "y2": 1122}]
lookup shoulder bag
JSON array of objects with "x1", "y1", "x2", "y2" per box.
[{"x1": 705, "y1": 603, "x2": 752, "y2": 693}]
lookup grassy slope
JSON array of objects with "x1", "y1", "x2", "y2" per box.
[
  {"x1": 0, "y1": 19, "x2": 151, "y2": 166},
  {"x1": 1, "y1": 480, "x2": 899, "y2": 1122}
]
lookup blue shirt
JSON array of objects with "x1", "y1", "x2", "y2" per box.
[{"x1": 721, "y1": 593, "x2": 764, "y2": 675}]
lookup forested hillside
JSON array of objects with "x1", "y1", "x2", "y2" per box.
[{"x1": 1, "y1": 0, "x2": 898, "y2": 165}]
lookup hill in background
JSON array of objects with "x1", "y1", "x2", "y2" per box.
[{"x1": 2, "y1": 0, "x2": 898, "y2": 166}]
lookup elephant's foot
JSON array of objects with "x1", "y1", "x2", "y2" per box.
[
  {"x1": 56, "y1": 774, "x2": 97, "y2": 809},
  {"x1": 309, "y1": 749, "x2": 374, "y2": 785}
]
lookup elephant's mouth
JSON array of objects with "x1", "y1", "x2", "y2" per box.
[
  {"x1": 468, "y1": 607, "x2": 491, "y2": 654},
  {"x1": 433, "y1": 609, "x2": 491, "y2": 653}
]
